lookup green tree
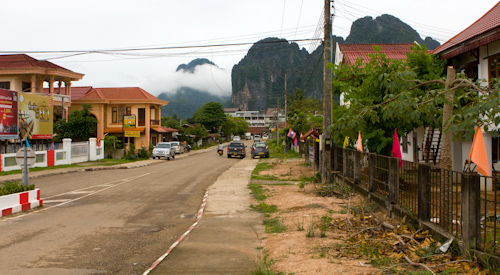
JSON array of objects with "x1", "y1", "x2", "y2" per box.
[
  {"x1": 192, "y1": 102, "x2": 226, "y2": 132},
  {"x1": 329, "y1": 45, "x2": 446, "y2": 155},
  {"x1": 161, "y1": 115, "x2": 181, "y2": 129},
  {"x1": 185, "y1": 124, "x2": 208, "y2": 142},
  {"x1": 54, "y1": 104, "x2": 97, "y2": 142}
]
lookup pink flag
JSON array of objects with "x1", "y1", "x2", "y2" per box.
[
  {"x1": 356, "y1": 131, "x2": 362, "y2": 151},
  {"x1": 294, "y1": 137, "x2": 298, "y2": 147},
  {"x1": 391, "y1": 128, "x2": 402, "y2": 167}
]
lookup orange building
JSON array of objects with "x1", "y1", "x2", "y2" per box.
[{"x1": 70, "y1": 87, "x2": 173, "y2": 150}]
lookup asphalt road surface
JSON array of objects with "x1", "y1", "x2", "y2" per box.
[{"x1": 0, "y1": 146, "x2": 247, "y2": 275}]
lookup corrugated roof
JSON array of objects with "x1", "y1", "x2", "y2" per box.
[
  {"x1": 339, "y1": 44, "x2": 415, "y2": 65},
  {"x1": 432, "y1": 2, "x2": 500, "y2": 59}
]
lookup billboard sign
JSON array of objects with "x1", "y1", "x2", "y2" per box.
[
  {"x1": 18, "y1": 92, "x2": 53, "y2": 139},
  {"x1": 0, "y1": 89, "x2": 18, "y2": 140},
  {"x1": 123, "y1": 115, "x2": 136, "y2": 129}
]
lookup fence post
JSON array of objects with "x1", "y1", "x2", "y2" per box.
[
  {"x1": 461, "y1": 173, "x2": 481, "y2": 253},
  {"x1": 368, "y1": 153, "x2": 377, "y2": 192},
  {"x1": 342, "y1": 148, "x2": 347, "y2": 178},
  {"x1": 354, "y1": 150, "x2": 361, "y2": 184},
  {"x1": 388, "y1": 157, "x2": 399, "y2": 204},
  {"x1": 418, "y1": 164, "x2": 431, "y2": 221},
  {"x1": 332, "y1": 146, "x2": 338, "y2": 171},
  {"x1": 62, "y1": 138, "x2": 72, "y2": 165}
]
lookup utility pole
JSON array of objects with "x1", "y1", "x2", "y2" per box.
[
  {"x1": 321, "y1": 0, "x2": 332, "y2": 184},
  {"x1": 277, "y1": 98, "x2": 280, "y2": 148},
  {"x1": 284, "y1": 73, "x2": 287, "y2": 154}
]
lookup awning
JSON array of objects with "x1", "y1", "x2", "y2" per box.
[
  {"x1": 104, "y1": 127, "x2": 145, "y2": 133},
  {"x1": 151, "y1": 127, "x2": 179, "y2": 133}
]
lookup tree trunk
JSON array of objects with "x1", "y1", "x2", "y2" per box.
[{"x1": 440, "y1": 66, "x2": 456, "y2": 228}]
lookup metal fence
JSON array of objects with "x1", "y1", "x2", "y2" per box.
[
  {"x1": 71, "y1": 141, "x2": 89, "y2": 158},
  {"x1": 330, "y1": 145, "x2": 500, "y2": 260}
]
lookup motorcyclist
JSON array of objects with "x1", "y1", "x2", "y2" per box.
[{"x1": 217, "y1": 142, "x2": 224, "y2": 154}]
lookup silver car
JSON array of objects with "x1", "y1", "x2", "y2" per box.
[
  {"x1": 151, "y1": 142, "x2": 175, "y2": 160},
  {"x1": 170, "y1": 141, "x2": 184, "y2": 154}
]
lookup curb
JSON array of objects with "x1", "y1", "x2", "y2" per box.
[
  {"x1": 143, "y1": 190, "x2": 210, "y2": 275},
  {"x1": 1, "y1": 189, "x2": 43, "y2": 217}
]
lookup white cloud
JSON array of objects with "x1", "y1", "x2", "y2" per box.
[{"x1": 145, "y1": 64, "x2": 232, "y2": 97}]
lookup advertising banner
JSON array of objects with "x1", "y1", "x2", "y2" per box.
[
  {"x1": 0, "y1": 89, "x2": 18, "y2": 140},
  {"x1": 18, "y1": 92, "x2": 53, "y2": 139},
  {"x1": 124, "y1": 131, "x2": 140, "y2": 137},
  {"x1": 123, "y1": 115, "x2": 136, "y2": 129}
]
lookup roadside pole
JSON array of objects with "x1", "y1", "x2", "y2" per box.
[{"x1": 321, "y1": 0, "x2": 332, "y2": 184}]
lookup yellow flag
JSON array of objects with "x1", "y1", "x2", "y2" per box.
[{"x1": 343, "y1": 136, "x2": 349, "y2": 148}]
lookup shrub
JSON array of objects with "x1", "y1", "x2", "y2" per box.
[{"x1": 0, "y1": 181, "x2": 35, "y2": 196}]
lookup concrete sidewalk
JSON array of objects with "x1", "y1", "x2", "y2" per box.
[{"x1": 149, "y1": 157, "x2": 264, "y2": 275}]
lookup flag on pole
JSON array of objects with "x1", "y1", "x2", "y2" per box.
[
  {"x1": 26, "y1": 139, "x2": 30, "y2": 148},
  {"x1": 343, "y1": 136, "x2": 349, "y2": 148},
  {"x1": 356, "y1": 131, "x2": 362, "y2": 151},
  {"x1": 391, "y1": 128, "x2": 402, "y2": 167},
  {"x1": 50, "y1": 141, "x2": 55, "y2": 151},
  {"x1": 287, "y1": 128, "x2": 296, "y2": 139},
  {"x1": 97, "y1": 135, "x2": 100, "y2": 148},
  {"x1": 469, "y1": 126, "x2": 490, "y2": 177},
  {"x1": 294, "y1": 137, "x2": 298, "y2": 147}
]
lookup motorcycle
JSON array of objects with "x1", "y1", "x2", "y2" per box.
[{"x1": 217, "y1": 149, "x2": 223, "y2": 156}]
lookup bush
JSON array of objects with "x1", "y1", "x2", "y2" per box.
[
  {"x1": 138, "y1": 148, "x2": 149, "y2": 159},
  {"x1": 0, "y1": 181, "x2": 35, "y2": 196},
  {"x1": 124, "y1": 143, "x2": 136, "y2": 160}
]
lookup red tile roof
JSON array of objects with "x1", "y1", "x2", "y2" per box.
[
  {"x1": 74, "y1": 87, "x2": 168, "y2": 105},
  {"x1": 42, "y1": 86, "x2": 93, "y2": 100},
  {"x1": 339, "y1": 44, "x2": 415, "y2": 65},
  {"x1": 248, "y1": 127, "x2": 267, "y2": 134},
  {"x1": 0, "y1": 54, "x2": 75, "y2": 72},
  {"x1": 432, "y1": 2, "x2": 500, "y2": 59}
]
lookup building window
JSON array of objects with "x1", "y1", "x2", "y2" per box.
[
  {"x1": 126, "y1": 107, "x2": 132, "y2": 115},
  {"x1": 402, "y1": 134, "x2": 408, "y2": 154},
  {"x1": 138, "y1": 108, "x2": 145, "y2": 126},
  {"x1": 22, "y1": 82, "x2": 31, "y2": 93},
  {"x1": 493, "y1": 137, "x2": 499, "y2": 163},
  {"x1": 112, "y1": 107, "x2": 118, "y2": 123},
  {"x1": 489, "y1": 54, "x2": 500, "y2": 84},
  {"x1": 0, "y1": 82, "x2": 10, "y2": 89}
]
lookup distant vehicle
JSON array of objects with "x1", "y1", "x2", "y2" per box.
[
  {"x1": 251, "y1": 142, "x2": 269, "y2": 159},
  {"x1": 227, "y1": 142, "x2": 246, "y2": 158},
  {"x1": 245, "y1": 133, "x2": 252, "y2": 140},
  {"x1": 151, "y1": 142, "x2": 175, "y2": 160},
  {"x1": 262, "y1": 134, "x2": 269, "y2": 141},
  {"x1": 170, "y1": 141, "x2": 184, "y2": 154},
  {"x1": 233, "y1": 136, "x2": 241, "y2": 142},
  {"x1": 253, "y1": 135, "x2": 261, "y2": 142}
]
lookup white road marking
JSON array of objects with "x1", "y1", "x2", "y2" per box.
[{"x1": 2, "y1": 173, "x2": 151, "y2": 221}]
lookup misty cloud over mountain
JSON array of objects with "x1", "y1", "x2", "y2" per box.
[{"x1": 147, "y1": 58, "x2": 231, "y2": 97}]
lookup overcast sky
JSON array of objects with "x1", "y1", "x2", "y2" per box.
[{"x1": 1, "y1": 0, "x2": 498, "y2": 97}]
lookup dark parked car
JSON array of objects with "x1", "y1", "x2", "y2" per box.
[
  {"x1": 227, "y1": 142, "x2": 246, "y2": 158},
  {"x1": 251, "y1": 142, "x2": 269, "y2": 159}
]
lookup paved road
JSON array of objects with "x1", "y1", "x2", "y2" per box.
[{"x1": 0, "y1": 143, "x2": 259, "y2": 275}]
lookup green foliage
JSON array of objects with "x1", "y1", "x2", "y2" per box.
[
  {"x1": 138, "y1": 148, "x2": 149, "y2": 159},
  {"x1": 104, "y1": 135, "x2": 122, "y2": 151},
  {"x1": 264, "y1": 217, "x2": 287, "y2": 233},
  {"x1": 192, "y1": 102, "x2": 226, "y2": 132},
  {"x1": 221, "y1": 116, "x2": 249, "y2": 136},
  {"x1": 0, "y1": 181, "x2": 35, "y2": 196},
  {"x1": 54, "y1": 104, "x2": 97, "y2": 142},
  {"x1": 124, "y1": 143, "x2": 136, "y2": 160},
  {"x1": 184, "y1": 124, "x2": 208, "y2": 141},
  {"x1": 161, "y1": 115, "x2": 181, "y2": 129}
]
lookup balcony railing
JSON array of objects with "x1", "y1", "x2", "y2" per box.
[{"x1": 150, "y1": 119, "x2": 160, "y2": 126}]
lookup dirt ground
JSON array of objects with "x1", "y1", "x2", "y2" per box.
[{"x1": 252, "y1": 159, "x2": 489, "y2": 275}]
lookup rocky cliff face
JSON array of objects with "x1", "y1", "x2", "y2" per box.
[{"x1": 231, "y1": 14, "x2": 440, "y2": 111}]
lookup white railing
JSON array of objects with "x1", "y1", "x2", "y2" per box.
[{"x1": 0, "y1": 138, "x2": 104, "y2": 172}]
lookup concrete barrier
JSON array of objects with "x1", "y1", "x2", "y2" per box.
[{"x1": 0, "y1": 189, "x2": 43, "y2": 217}]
